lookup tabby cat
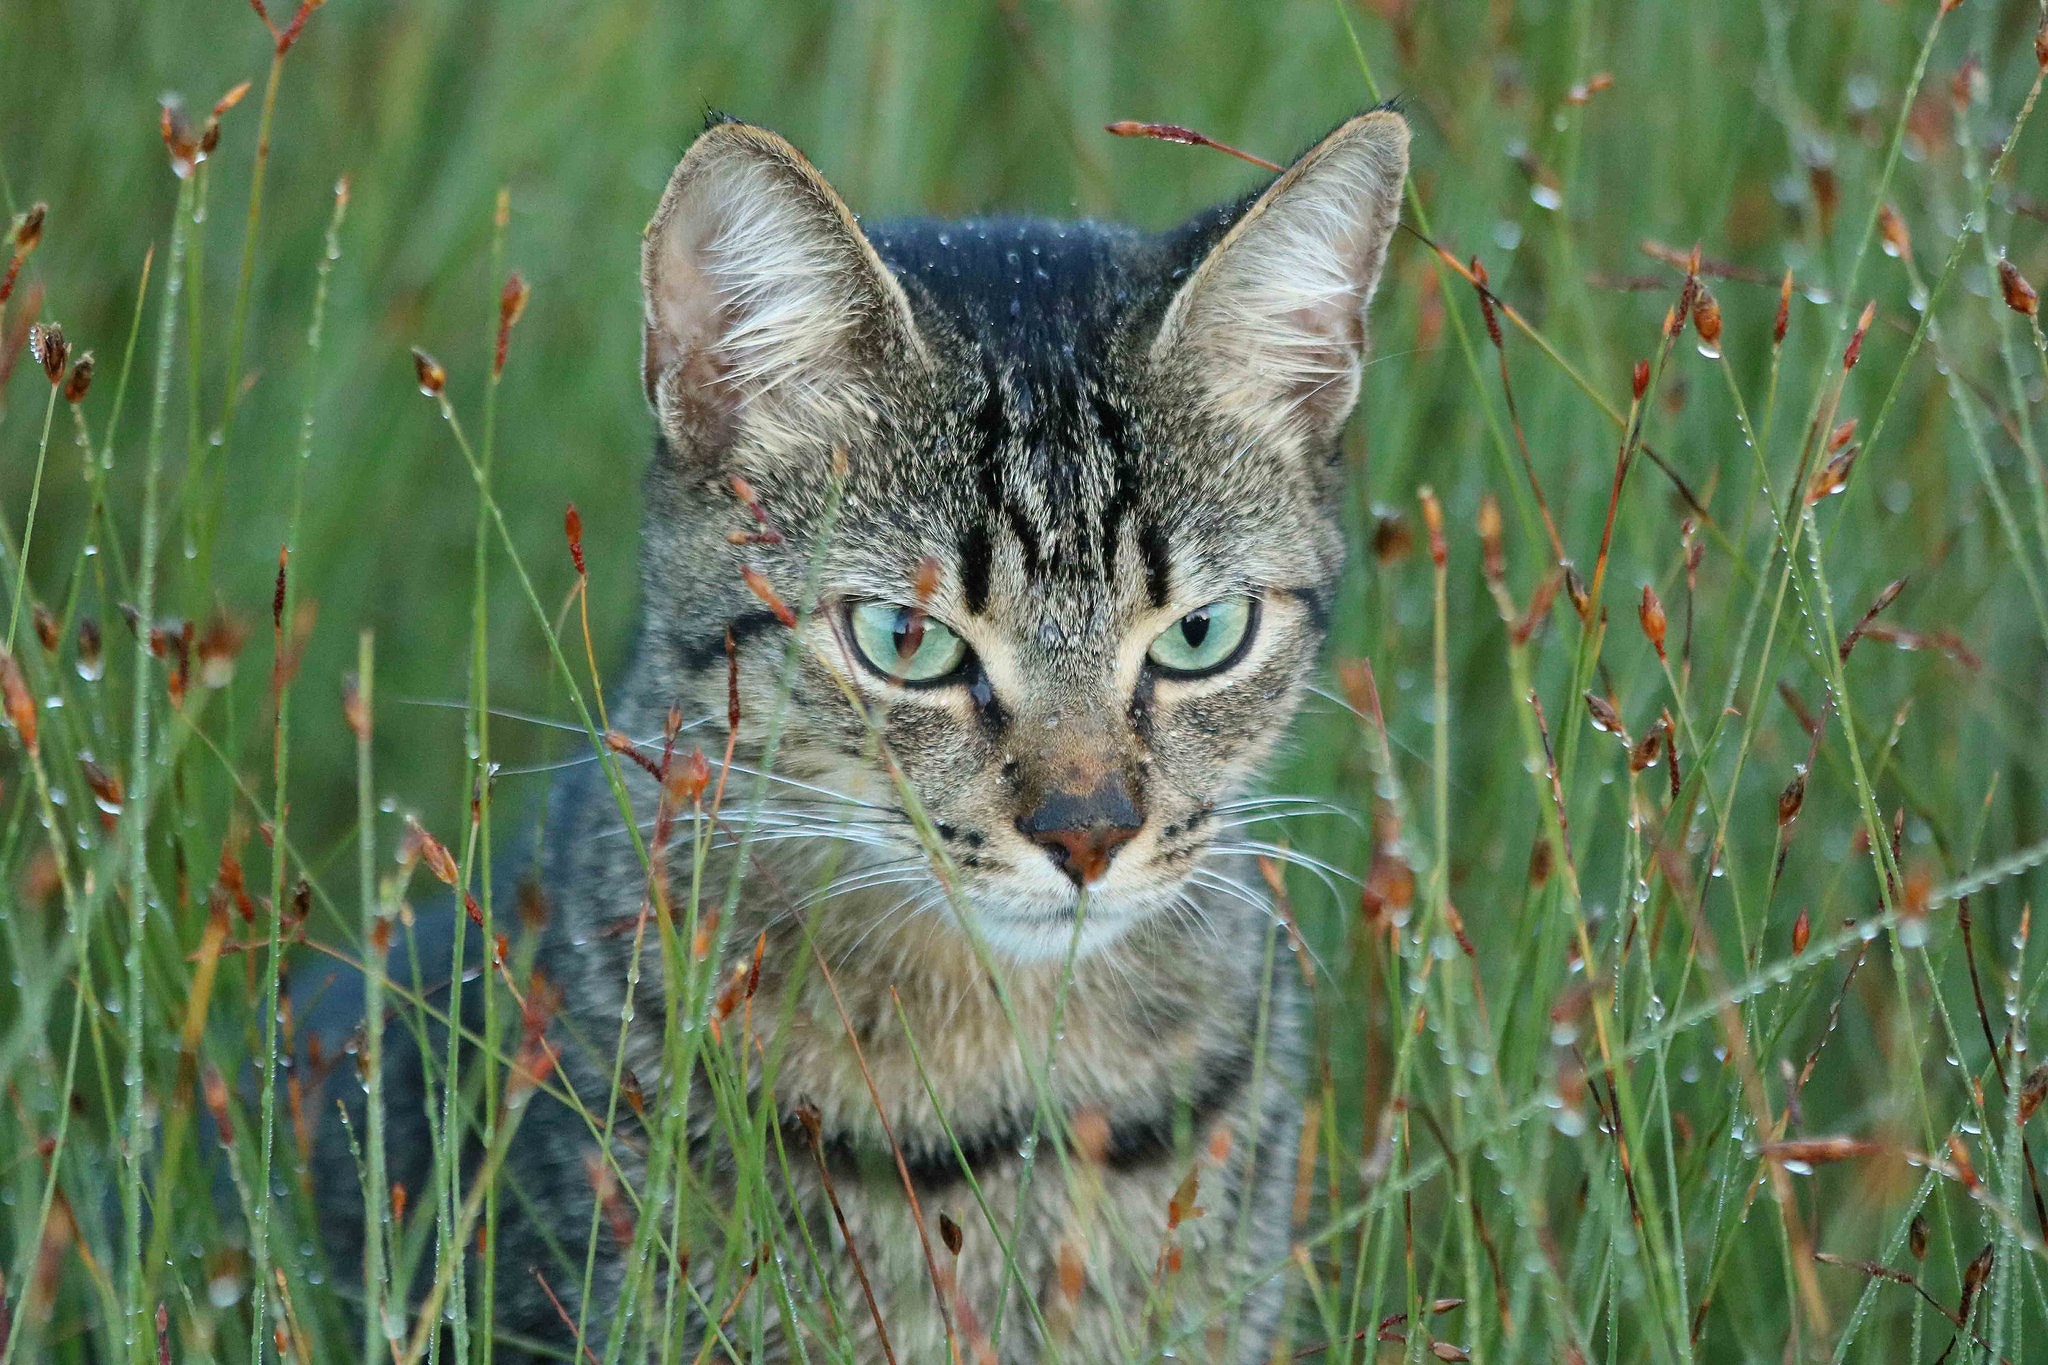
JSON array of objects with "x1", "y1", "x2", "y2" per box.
[{"x1": 326, "y1": 107, "x2": 1407, "y2": 1363}]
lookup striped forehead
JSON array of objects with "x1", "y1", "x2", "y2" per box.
[{"x1": 867, "y1": 217, "x2": 1185, "y2": 622}]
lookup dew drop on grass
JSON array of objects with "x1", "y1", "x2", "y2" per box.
[
  {"x1": 1696, "y1": 338, "x2": 1721, "y2": 360},
  {"x1": 1529, "y1": 183, "x2": 1563, "y2": 211},
  {"x1": 1553, "y1": 1108, "x2": 1586, "y2": 1137},
  {"x1": 1896, "y1": 916, "x2": 1929, "y2": 948}
]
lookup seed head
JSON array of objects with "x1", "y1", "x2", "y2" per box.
[
  {"x1": 0, "y1": 651, "x2": 35, "y2": 753},
  {"x1": 564, "y1": 502, "x2": 586, "y2": 576},
  {"x1": 202, "y1": 1064, "x2": 235, "y2": 1146},
  {"x1": 1877, "y1": 204, "x2": 1910, "y2": 259},
  {"x1": 1999, "y1": 258, "x2": 2038, "y2": 317},
  {"x1": 1774, "y1": 269, "x2": 1793, "y2": 345},
  {"x1": 494, "y1": 270, "x2": 529, "y2": 378},
  {"x1": 2019, "y1": 1062, "x2": 2048, "y2": 1125},
  {"x1": 62, "y1": 352, "x2": 94, "y2": 403},
  {"x1": 1842, "y1": 300, "x2": 1876, "y2": 370},
  {"x1": 1417, "y1": 487, "x2": 1446, "y2": 568},
  {"x1": 31, "y1": 604, "x2": 58, "y2": 654},
  {"x1": 1638, "y1": 584, "x2": 1667, "y2": 659},
  {"x1": 1632, "y1": 359, "x2": 1649, "y2": 402},
  {"x1": 29, "y1": 322, "x2": 67, "y2": 385},
  {"x1": 1692, "y1": 288, "x2": 1722, "y2": 351},
  {"x1": 1791, "y1": 905, "x2": 1811, "y2": 955},
  {"x1": 338, "y1": 673, "x2": 368, "y2": 743},
  {"x1": 11, "y1": 202, "x2": 45, "y2": 255},
  {"x1": 410, "y1": 346, "x2": 447, "y2": 398},
  {"x1": 405, "y1": 817, "x2": 461, "y2": 888},
  {"x1": 1778, "y1": 770, "x2": 1806, "y2": 828},
  {"x1": 1805, "y1": 446, "x2": 1859, "y2": 504},
  {"x1": 1477, "y1": 493, "x2": 1503, "y2": 583}
]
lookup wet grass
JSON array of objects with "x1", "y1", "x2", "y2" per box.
[{"x1": 5, "y1": 0, "x2": 2048, "y2": 1360}]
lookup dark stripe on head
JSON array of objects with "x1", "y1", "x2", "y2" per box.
[
  {"x1": 960, "y1": 521, "x2": 991, "y2": 615},
  {"x1": 1092, "y1": 386, "x2": 1138, "y2": 578},
  {"x1": 1139, "y1": 522, "x2": 1172, "y2": 608},
  {"x1": 674, "y1": 609, "x2": 778, "y2": 673},
  {"x1": 1282, "y1": 584, "x2": 1331, "y2": 633}
]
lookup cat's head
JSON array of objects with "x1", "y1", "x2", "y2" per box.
[{"x1": 631, "y1": 112, "x2": 1406, "y2": 960}]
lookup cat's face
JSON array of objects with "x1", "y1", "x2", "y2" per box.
[{"x1": 633, "y1": 115, "x2": 1407, "y2": 959}]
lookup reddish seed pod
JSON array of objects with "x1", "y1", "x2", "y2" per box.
[
  {"x1": 1632, "y1": 360, "x2": 1649, "y2": 402},
  {"x1": 2018, "y1": 1062, "x2": 2047, "y2": 1125},
  {"x1": 1692, "y1": 288, "x2": 1722, "y2": 351},
  {"x1": 1778, "y1": 771, "x2": 1806, "y2": 829},
  {"x1": 939, "y1": 1211, "x2": 963, "y2": 1256},
  {"x1": 495, "y1": 270, "x2": 529, "y2": 378},
  {"x1": 410, "y1": 346, "x2": 447, "y2": 398},
  {"x1": 63, "y1": 352, "x2": 93, "y2": 403},
  {"x1": 1791, "y1": 905, "x2": 1811, "y2": 955},
  {"x1": 2036, "y1": 16, "x2": 2048, "y2": 71},
  {"x1": 1638, "y1": 585, "x2": 1667, "y2": 659},
  {"x1": 1417, "y1": 487, "x2": 1446, "y2": 568},
  {"x1": 406, "y1": 817, "x2": 461, "y2": 887},
  {"x1": 564, "y1": 502, "x2": 586, "y2": 576},
  {"x1": 1477, "y1": 493, "x2": 1504, "y2": 583},
  {"x1": 742, "y1": 566, "x2": 798, "y2": 628},
  {"x1": 31, "y1": 603, "x2": 59, "y2": 654},
  {"x1": 1774, "y1": 269, "x2": 1793, "y2": 345},
  {"x1": 1877, "y1": 204, "x2": 1910, "y2": 260},
  {"x1": 28, "y1": 322, "x2": 67, "y2": 385},
  {"x1": 1805, "y1": 446, "x2": 1859, "y2": 505},
  {"x1": 11, "y1": 202, "x2": 45, "y2": 254},
  {"x1": 0, "y1": 650, "x2": 36, "y2": 754},
  {"x1": 1843, "y1": 300, "x2": 1876, "y2": 370},
  {"x1": 1999, "y1": 258, "x2": 2039, "y2": 317}
]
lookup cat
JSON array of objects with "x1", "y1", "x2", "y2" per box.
[{"x1": 321, "y1": 107, "x2": 1406, "y2": 1363}]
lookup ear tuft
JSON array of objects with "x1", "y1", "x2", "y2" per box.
[
  {"x1": 640, "y1": 121, "x2": 925, "y2": 460},
  {"x1": 1152, "y1": 111, "x2": 1409, "y2": 446}
]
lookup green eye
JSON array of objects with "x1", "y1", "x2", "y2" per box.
[
  {"x1": 847, "y1": 601, "x2": 970, "y2": 684},
  {"x1": 1147, "y1": 597, "x2": 1257, "y2": 677}
]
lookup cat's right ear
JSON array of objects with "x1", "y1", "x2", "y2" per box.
[{"x1": 640, "y1": 119, "x2": 927, "y2": 459}]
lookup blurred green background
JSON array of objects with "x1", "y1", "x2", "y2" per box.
[{"x1": 8, "y1": 0, "x2": 2048, "y2": 1357}]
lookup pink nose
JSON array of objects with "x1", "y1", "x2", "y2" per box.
[
  {"x1": 1018, "y1": 777, "x2": 1144, "y2": 885},
  {"x1": 1027, "y1": 824, "x2": 1140, "y2": 885}
]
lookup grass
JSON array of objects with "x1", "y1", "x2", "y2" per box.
[{"x1": 5, "y1": 0, "x2": 2048, "y2": 1359}]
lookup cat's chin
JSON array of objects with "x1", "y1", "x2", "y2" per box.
[
  {"x1": 964, "y1": 902, "x2": 1144, "y2": 963},
  {"x1": 949, "y1": 877, "x2": 1191, "y2": 964}
]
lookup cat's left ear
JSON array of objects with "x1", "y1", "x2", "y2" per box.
[{"x1": 1151, "y1": 111, "x2": 1408, "y2": 447}]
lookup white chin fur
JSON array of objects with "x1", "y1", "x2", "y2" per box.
[{"x1": 964, "y1": 901, "x2": 1142, "y2": 963}]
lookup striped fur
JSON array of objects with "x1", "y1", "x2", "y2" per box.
[{"x1": 335, "y1": 110, "x2": 1407, "y2": 1362}]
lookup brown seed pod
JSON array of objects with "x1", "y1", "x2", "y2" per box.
[
  {"x1": 1999, "y1": 258, "x2": 2039, "y2": 317},
  {"x1": 410, "y1": 346, "x2": 447, "y2": 397},
  {"x1": 1692, "y1": 288, "x2": 1722, "y2": 351},
  {"x1": 63, "y1": 352, "x2": 94, "y2": 403},
  {"x1": 1638, "y1": 584, "x2": 1667, "y2": 659}
]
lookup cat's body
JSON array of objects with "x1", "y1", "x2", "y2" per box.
[{"x1": 320, "y1": 111, "x2": 1406, "y2": 1362}]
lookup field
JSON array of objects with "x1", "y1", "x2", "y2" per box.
[{"x1": 5, "y1": 0, "x2": 2048, "y2": 1359}]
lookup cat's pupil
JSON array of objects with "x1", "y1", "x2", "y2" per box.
[
  {"x1": 1181, "y1": 607, "x2": 1211, "y2": 650},
  {"x1": 892, "y1": 608, "x2": 927, "y2": 662}
]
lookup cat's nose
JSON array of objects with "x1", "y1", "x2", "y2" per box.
[{"x1": 1019, "y1": 778, "x2": 1143, "y2": 886}]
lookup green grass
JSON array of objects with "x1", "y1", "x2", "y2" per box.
[{"x1": 5, "y1": 0, "x2": 2048, "y2": 1359}]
